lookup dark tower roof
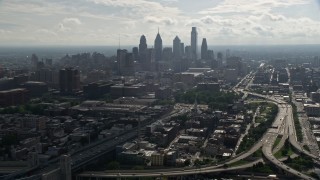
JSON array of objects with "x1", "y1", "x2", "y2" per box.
[{"x1": 140, "y1": 35, "x2": 146, "y2": 44}]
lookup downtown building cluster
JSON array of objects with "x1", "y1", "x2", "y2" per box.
[{"x1": 0, "y1": 27, "x2": 284, "y2": 180}]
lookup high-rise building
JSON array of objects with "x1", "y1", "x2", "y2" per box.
[
  {"x1": 145, "y1": 48, "x2": 155, "y2": 70},
  {"x1": 31, "y1": 54, "x2": 39, "y2": 69},
  {"x1": 162, "y1": 47, "x2": 173, "y2": 61},
  {"x1": 191, "y1": 27, "x2": 198, "y2": 60},
  {"x1": 207, "y1": 50, "x2": 214, "y2": 60},
  {"x1": 117, "y1": 49, "x2": 135, "y2": 76},
  {"x1": 313, "y1": 56, "x2": 320, "y2": 67},
  {"x1": 117, "y1": 49, "x2": 127, "y2": 74},
  {"x1": 132, "y1": 47, "x2": 139, "y2": 62},
  {"x1": 201, "y1": 38, "x2": 208, "y2": 60},
  {"x1": 173, "y1": 36, "x2": 181, "y2": 60},
  {"x1": 59, "y1": 68, "x2": 80, "y2": 94},
  {"x1": 217, "y1": 52, "x2": 223, "y2": 68},
  {"x1": 226, "y1": 49, "x2": 230, "y2": 59},
  {"x1": 180, "y1": 43, "x2": 185, "y2": 56},
  {"x1": 154, "y1": 30, "x2": 163, "y2": 62},
  {"x1": 60, "y1": 155, "x2": 71, "y2": 180},
  {"x1": 185, "y1": 46, "x2": 192, "y2": 59},
  {"x1": 139, "y1": 35, "x2": 147, "y2": 64}
]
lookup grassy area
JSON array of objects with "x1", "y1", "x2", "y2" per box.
[
  {"x1": 249, "y1": 162, "x2": 278, "y2": 174},
  {"x1": 272, "y1": 136, "x2": 282, "y2": 149},
  {"x1": 229, "y1": 159, "x2": 249, "y2": 167},
  {"x1": 237, "y1": 102, "x2": 278, "y2": 154},
  {"x1": 252, "y1": 148, "x2": 263, "y2": 157},
  {"x1": 284, "y1": 154, "x2": 314, "y2": 172},
  {"x1": 255, "y1": 116, "x2": 266, "y2": 123},
  {"x1": 291, "y1": 103, "x2": 303, "y2": 142},
  {"x1": 303, "y1": 145, "x2": 310, "y2": 152},
  {"x1": 274, "y1": 148, "x2": 294, "y2": 159},
  {"x1": 274, "y1": 140, "x2": 294, "y2": 159}
]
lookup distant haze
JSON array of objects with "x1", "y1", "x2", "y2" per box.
[
  {"x1": 1, "y1": 0, "x2": 320, "y2": 46},
  {"x1": 1, "y1": 45, "x2": 320, "y2": 60}
]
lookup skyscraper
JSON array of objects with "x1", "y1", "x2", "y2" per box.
[
  {"x1": 217, "y1": 52, "x2": 223, "y2": 68},
  {"x1": 154, "y1": 30, "x2": 162, "y2": 62},
  {"x1": 180, "y1": 42, "x2": 185, "y2": 56},
  {"x1": 201, "y1": 38, "x2": 208, "y2": 60},
  {"x1": 226, "y1": 49, "x2": 230, "y2": 59},
  {"x1": 117, "y1": 49, "x2": 134, "y2": 76},
  {"x1": 162, "y1": 47, "x2": 173, "y2": 61},
  {"x1": 173, "y1": 36, "x2": 181, "y2": 60},
  {"x1": 139, "y1": 35, "x2": 147, "y2": 65},
  {"x1": 191, "y1": 27, "x2": 198, "y2": 60},
  {"x1": 185, "y1": 45, "x2": 192, "y2": 59},
  {"x1": 59, "y1": 68, "x2": 80, "y2": 94},
  {"x1": 60, "y1": 154, "x2": 71, "y2": 180},
  {"x1": 132, "y1": 47, "x2": 139, "y2": 62}
]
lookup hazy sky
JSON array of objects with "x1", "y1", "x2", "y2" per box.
[{"x1": 1, "y1": 0, "x2": 320, "y2": 46}]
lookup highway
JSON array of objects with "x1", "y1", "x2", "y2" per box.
[
  {"x1": 76, "y1": 74, "x2": 318, "y2": 179},
  {"x1": 260, "y1": 103, "x2": 315, "y2": 180},
  {"x1": 77, "y1": 159, "x2": 263, "y2": 178},
  {"x1": 3, "y1": 109, "x2": 183, "y2": 180}
]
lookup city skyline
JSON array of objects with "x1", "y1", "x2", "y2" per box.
[{"x1": 1, "y1": 0, "x2": 320, "y2": 46}]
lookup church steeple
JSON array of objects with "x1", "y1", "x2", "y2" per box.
[{"x1": 192, "y1": 94, "x2": 200, "y2": 115}]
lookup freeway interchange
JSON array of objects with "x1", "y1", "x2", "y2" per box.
[{"x1": 77, "y1": 90, "x2": 319, "y2": 180}]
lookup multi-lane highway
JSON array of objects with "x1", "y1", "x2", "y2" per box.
[
  {"x1": 76, "y1": 82, "x2": 319, "y2": 179},
  {"x1": 2, "y1": 109, "x2": 184, "y2": 180},
  {"x1": 75, "y1": 92, "x2": 304, "y2": 179},
  {"x1": 261, "y1": 103, "x2": 316, "y2": 180},
  {"x1": 77, "y1": 159, "x2": 264, "y2": 179}
]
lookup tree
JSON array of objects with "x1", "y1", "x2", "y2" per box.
[
  {"x1": 223, "y1": 164, "x2": 229, "y2": 168},
  {"x1": 2, "y1": 134, "x2": 18, "y2": 146},
  {"x1": 107, "y1": 161, "x2": 120, "y2": 170},
  {"x1": 184, "y1": 159, "x2": 191, "y2": 166}
]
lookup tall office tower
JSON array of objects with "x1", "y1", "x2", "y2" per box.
[
  {"x1": 132, "y1": 47, "x2": 139, "y2": 62},
  {"x1": 117, "y1": 49, "x2": 127, "y2": 74},
  {"x1": 173, "y1": 36, "x2": 181, "y2": 60},
  {"x1": 31, "y1": 54, "x2": 39, "y2": 70},
  {"x1": 139, "y1": 35, "x2": 147, "y2": 64},
  {"x1": 117, "y1": 49, "x2": 135, "y2": 76},
  {"x1": 217, "y1": 52, "x2": 223, "y2": 68},
  {"x1": 143, "y1": 48, "x2": 154, "y2": 70},
  {"x1": 59, "y1": 68, "x2": 80, "y2": 94},
  {"x1": 313, "y1": 56, "x2": 320, "y2": 67},
  {"x1": 154, "y1": 30, "x2": 163, "y2": 62},
  {"x1": 60, "y1": 155, "x2": 71, "y2": 180},
  {"x1": 185, "y1": 45, "x2": 192, "y2": 59},
  {"x1": 191, "y1": 27, "x2": 198, "y2": 60},
  {"x1": 180, "y1": 42, "x2": 185, "y2": 56},
  {"x1": 201, "y1": 38, "x2": 208, "y2": 60},
  {"x1": 162, "y1": 47, "x2": 173, "y2": 61},
  {"x1": 226, "y1": 49, "x2": 230, "y2": 59},
  {"x1": 27, "y1": 151, "x2": 39, "y2": 167},
  {"x1": 45, "y1": 58, "x2": 52, "y2": 66},
  {"x1": 207, "y1": 50, "x2": 214, "y2": 60}
]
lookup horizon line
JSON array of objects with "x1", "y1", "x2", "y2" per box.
[{"x1": 1, "y1": 43, "x2": 320, "y2": 47}]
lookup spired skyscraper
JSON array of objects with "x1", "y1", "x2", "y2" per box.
[
  {"x1": 201, "y1": 38, "x2": 208, "y2": 60},
  {"x1": 154, "y1": 29, "x2": 163, "y2": 62},
  {"x1": 191, "y1": 27, "x2": 198, "y2": 60}
]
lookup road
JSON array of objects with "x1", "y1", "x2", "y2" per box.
[
  {"x1": 261, "y1": 103, "x2": 316, "y2": 180},
  {"x1": 77, "y1": 159, "x2": 263, "y2": 178},
  {"x1": 3, "y1": 109, "x2": 184, "y2": 180},
  {"x1": 76, "y1": 80, "x2": 318, "y2": 179},
  {"x1": 74, "y1": 94, "x2": 293, "y2": 179}
]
